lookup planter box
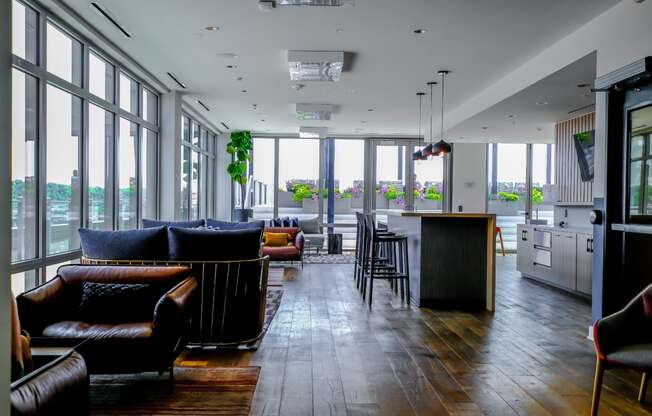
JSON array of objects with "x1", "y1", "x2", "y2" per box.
[
  {"x1": 388, "y1": 200, "x2": 405, "y2": 210},
  {"x1": 415, "y1": 199, "x2": 442, "y2": 211},
  {"x1": 488, "y1": 200, "x2": 526, "y2": 216},
  {"x1": 302, "y1": 198, "x2": 352, "y2": 214},
  {"x1": 376, "y1": 194, "x2": 389, "y2": 210},
  {"x1": 351, "y1": 196, "x2": 363, "y2": 209},
  {"x1": 277, "y1": 191, "x2": 302, "y2": 208}
]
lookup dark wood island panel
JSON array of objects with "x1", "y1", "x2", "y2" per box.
[{"x1": 386, "y1": 212, "x2": 496, "y2": 311}]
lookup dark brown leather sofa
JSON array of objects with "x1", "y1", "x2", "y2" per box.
[{"x1": 16, "y1": 265, "x2": 198, "y2": 375}]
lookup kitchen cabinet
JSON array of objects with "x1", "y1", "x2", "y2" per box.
[
  {"x1": 552, "y1": 231, "x2": 577, "y2": 290},
  {"x1": 576, "y1": 233, "x2": 593, "y2": 295}
]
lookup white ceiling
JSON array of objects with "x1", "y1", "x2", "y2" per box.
[
  {"x1": 446, "y1": 51, "x2": 597, "y2": 143},
  {"x1": 61, "y1": 0, "x2": 618, "y2": 138}
]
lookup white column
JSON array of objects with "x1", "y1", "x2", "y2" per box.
[
  {"x1": 159, "y1": 91, "x2": 183, "y2": 220},
  {"x1": 0, "y1": 0, "x2": 12, "y2": 411},
  {"x1": 215, "y1": 133, "x2": 233, "y2": 220}
]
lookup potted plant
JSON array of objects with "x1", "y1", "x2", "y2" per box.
[{"x1": 226, "y1": 130, "x2": 253, "y2": 222}]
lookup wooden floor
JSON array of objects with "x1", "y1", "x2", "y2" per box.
[{"x1": 181, "y1": 256, "x2": 652, "y2": 415}]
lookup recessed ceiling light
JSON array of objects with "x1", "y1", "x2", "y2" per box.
[
  {"x1": 507, "y1": 114, "x2": 515, "y2": 118},
  {"x1": 288, "y1": 51, "x2": 344, "y2": 82},
  {"x1": 226, "y1": 65, "x2": 238, "y2": 70},
  {"x1": 260, "y1": 119, "x2": 266, "y2": 122},
  {"x1": 361, "y1": 120, "x2": 367, "y2": 124},
  {"x1": 577, "y1": 83, "x2": 591, "y2": 88},
  {"x1": 205, "y1": 26, "x2": 219, "y2": 31},
  {"x1": 335, "y1": 28, "x2": 344, "y2": 33},
  {"x1": 413, "y1": 29, "x2": 427, "y2": 34},
  {"x1": 367, "y1": 108, "x2": 374, "y2": 112},
  {"x1": 291, "y1": 84, "x2": 306, "y2": 91},
  {"x1": 481, "y1": 126, "x2": 488, "y2": 130},
  {"x1": 536, "y1": 127, "x2": 543, "y2": 132},
  {"x1": 241, "y1": 89, "x2": 248, "y2": 93},
  {"x1": 536, "y1": 101, "x2": 548, "y2": 105},
  {"x1": 234, "y1": 76, "x2": 243, "y2": 81}
]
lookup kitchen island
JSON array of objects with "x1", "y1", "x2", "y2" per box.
[{"x1": 386, "y1": 211, "x2": 496, "y2": 311}]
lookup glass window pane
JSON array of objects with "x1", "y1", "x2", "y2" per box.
[
  {"x1": 252, "y1": 138, "x2": 275, "y2": 220},
  {"x1": 192, "y1": 122, "x2": 200, "y2": 147},
  {"x1": 119, "y1": 73, "x2": 138, "y2": 114},
  {"x1": 191, "y1": 150, "x2": 200, "y2": 219},
  {"x1": 11, "y1": 270, "x2": 38, "y2": 297},
  {"x1": 632, "y1": 135, "x2": 645, "y2": 159},
  {"x1": 12, "y1": 0, "x2": 38, "y2": 64},
  {"x1": 142, "y1": 88, "x2": 158, "y2": 124},
  {"x1": 413, "y1": 145, "x2": 443, "y2": 212},
  {"x1": 12, "y1": 70, "x2": 38, "y2": 262},
  {"x1": 88, "y1": 104, "x2": 113, "y2": 230},
  {"x1": 531, "y1": 144, "x2": 554, "y2": 225},
  {"x1": 141, "y1": 128, "x2": 158, "y2": 221},
  {"x1": 182, "y1": 116, "x2": 190, "y2": 143},
  {"x1": 630, "y1": 160, "x2": 643, "y2": 215},
  {"x1": 45, "y1": 259, "x2": 79, "y2": 281},
  {"x1": 487, "y1": 143, "x2": 527, "y2": 251},
  {"x1": 375, "y1": 145, "x2": 406, "y2": 222},
  {"x1": 46, "y1": 22, "x2": 82, "y2": 86},
  {"x1": 118, "y1": 118, "x2": 138, "y2": 229},
  {"x1": 200, "y1": 128, "x2": 208, "y2": 150},
  {"x1": 647, "y1": 160, "x2": 652, "y2": 215},
  {"x1": 46, "y1": 85, "x2": 82, "y2": 255},
  {"x1": 180, "y1": 145, "x2": 191, "y2": 219},
  {"x1": 278, "y1": 138, "x2": 319, "y2": 221},
  {"x1": 89, "y1": 51, "x2": 114, "y2": 102}
]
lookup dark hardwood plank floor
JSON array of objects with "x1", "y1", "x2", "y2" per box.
[{"x1": 180, "y1": 256, "x2": 652, "y2": 415}]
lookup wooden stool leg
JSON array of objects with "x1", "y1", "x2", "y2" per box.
[
  {"x1": 639, "y1": 372, "x2": 649, "y2": 402},
  {"x1": 497, "y1": 229, "x2": 505, "y2": 256},
  {"x1": 591, "y1": 358, "x2": 605, "y2": 416}
]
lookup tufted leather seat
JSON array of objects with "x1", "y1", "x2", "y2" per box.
[{"x1": 17, "y1": 265, "x2": 198, "y2": 375}]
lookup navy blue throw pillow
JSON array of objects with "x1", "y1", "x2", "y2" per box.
[
  {"x1": 79, "y1": 227, "x2": 169, "y2": 260},
  {"x1": 205, "y1": 219, "x2": 265, "y2": 230},
  {"x1": 142, "y1": 218, "x2": 205, "y2": 229},
  {"x1": 167, "y1": 227, "x2": 263, "y2": 261},
  {"x1": 78, "y1": 282, "x2": 157, "y2": 323}
]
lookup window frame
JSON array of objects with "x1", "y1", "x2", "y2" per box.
[
  {"x1": 10, "y1": 0, "x2": 161, "y2": 287},
  {"x1": 626, "y1": 103, "x2": 652, "y2": 224}
]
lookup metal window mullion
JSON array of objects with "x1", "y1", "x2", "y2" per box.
[
  {"x1": 136, "y1": 122, "x2": 142, "y2": 226},
  {"x1": 525, "y1": 143, "x2": 533, "y2": 223},
  {"x1": 113, "y1": 70, "x2": 121, "y2": 230},
  {"x1": 88, "y1": 93, "x2": 120, "y2": 115},
  {"x1": 81, "y1": 42, "x2": 90, "y2": 229},
  {"x1": 273, "y1": 138, "x2": 279, "y2": 219}
]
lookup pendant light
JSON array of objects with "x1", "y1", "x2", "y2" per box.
[
  {"x1": 432, "y1": 70, "x2": 452, "y2": 157},
  {"x1": 424, "y1": 81, "x2": 437, "y2": 157},
  {"x1": 412, "y1": 92, "x2": 426, "y2": 160}
]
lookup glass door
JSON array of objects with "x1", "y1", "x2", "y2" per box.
[{"x1": 372, "y1": 140, "x2": 412, "y2": 224}]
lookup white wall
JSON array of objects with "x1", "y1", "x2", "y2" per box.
[
  {"x1": 452, "y1": 143, "x2": 487, "y2": 213},
  {"x1": 1, "y1": 0, "x2": 11, "y2": 411},
  {"x1": 215, "y1": 133, "x2": 233, "y2": 220}
]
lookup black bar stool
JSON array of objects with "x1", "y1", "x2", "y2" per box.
[{"x1": 361, "y1": 214, "x2": 410, "y2": 307}]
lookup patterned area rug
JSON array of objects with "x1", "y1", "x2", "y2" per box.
[
  {"x1": 90, "y1": 366, "x2": 260, "y2": 415},
  {"x1": 304, "y1": 253, "x2": 356, "y2": 264}
]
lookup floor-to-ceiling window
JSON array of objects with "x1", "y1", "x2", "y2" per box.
[
  {"x1": 278, "y1": 138, "x2": 321, "y2": 220},
  {"x1": 179, "y1": 114, "x2": 218, "y2": 220},
  {"x1": 414, "y1": 146, "x2": 444, "y2": 212},
  {"x1": 532, "y1": 143, "x2": 555, "y2": 224},
  {"x1": 10, "y1": 0, "x2": 160, "y2": 296},
  {"x1": 488, "y1": 144, "x2": 527, "y2": 251}
]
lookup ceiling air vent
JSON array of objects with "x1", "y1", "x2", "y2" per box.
[
  {"x1": 296, "y1": 104, "x2": 334, "y2": 121},
  {"x1": 166, "y1": 72, "x2": 186, "y2": 89},
  {"x1": 288, "y1": 51, "x2": 344, "y2": 82},
  {"x1": 278, "y1": 0, "x2": 354, "y2": 6},
  {"x1": 196, "y1": 100, "x2": 210, "y2": 112},
  {"x1": 221, "y1": 122, "x2": 230, "y2": 131}
]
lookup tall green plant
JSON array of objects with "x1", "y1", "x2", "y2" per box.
[{"x1": 226, "y1": 131, "x2": 253, "y2": 209}]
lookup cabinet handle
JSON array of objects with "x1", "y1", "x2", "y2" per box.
[
  {"x1": 589, "y1": 238, "x2": 594, "y2": 253},
  {"x1": 586, "y1": 238, "x2": 590, "y2": 253}
]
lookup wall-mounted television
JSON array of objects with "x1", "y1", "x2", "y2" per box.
[{"x1": 573, "y1": 129, "x2": 595, "y2": 182}]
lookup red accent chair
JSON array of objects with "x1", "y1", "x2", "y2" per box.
[{"x1": 262, "y1": 227, "x2": 304, "y2": 266}]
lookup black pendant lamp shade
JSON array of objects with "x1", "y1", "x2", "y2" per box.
[{"x1": 433, "y1": 70, "x2": 452, "y2": 157}]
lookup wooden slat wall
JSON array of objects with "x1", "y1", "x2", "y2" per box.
[{"x1": 555, "y1": 112, "x2": 595, "y2": 203}]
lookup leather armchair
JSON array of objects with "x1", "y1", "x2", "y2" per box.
[
  {"x1": 11, "y1": 351, "x2": 88, "y2": 416},
  {"x1": 591, "y1": 284, "x2": 652, "y2": 415},
  {"x1": 17, "y1": 265, "x2": 198, "y2": 375},
  {"x1": 261, "y1": 227, "x2": 305, "y2": 266}
]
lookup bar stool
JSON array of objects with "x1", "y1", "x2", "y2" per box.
[
  {"x1": 361, "y1": 214, "x2": 410, "y2": 307},
  {"x1": 354, "y1": 212, "x2": 396, "y2": 291}
]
